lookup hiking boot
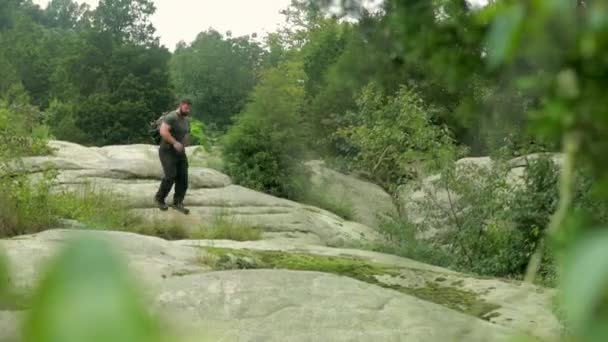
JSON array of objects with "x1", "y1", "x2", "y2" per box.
[
  {"x1": 171, "y1": 202, "x2": 190, "y2": 215},
  {"x1": 155, "y1": 198, "x2": 169, "y2": 211}
]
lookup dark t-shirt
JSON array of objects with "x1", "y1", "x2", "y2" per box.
[{"x1": 160, "y1": 110, "x2": 190, "y2": 151}]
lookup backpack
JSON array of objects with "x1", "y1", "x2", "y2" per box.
[{"x1": 149, "y1": 112, "x2": 168, "y2": 145}]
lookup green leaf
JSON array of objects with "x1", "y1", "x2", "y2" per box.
[
  {"x1": 23, "y1": 238, "x2": 163, "y2": 342},
  {"x1": 561, "y1": 229, "x2": 608, "y2": 340},
  {"x1": 485, "y1": 3, "x2": 525, "y2": 69}
]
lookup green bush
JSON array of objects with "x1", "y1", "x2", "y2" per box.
[
  {"x1": 49, "y1": 187, "x2": 141, "y2": 232},
  {"x1": 0, "y1": 101, "x2": 52, "y2": 158},
  {"x1": 45, "y1": 99, "x2": 87, "y2": 143},
  {"x1": 222, "y1": 62, "x2": 310, "y2": 199},
  {"x1": 0, "y1": 101, "x2": 56, "y2": 237},
  {"x1": 333, "y1": 84, "x2": 461, "y2": 195},
  {"x1": 0, "y1": 172, "x2": 58, "y2": 238},
  {"x1": 381, "y1": 154, "x2": 607, "y2": 283},
  {"x1": 189, "y1": 118, "x2": 211, "y2": 149}
]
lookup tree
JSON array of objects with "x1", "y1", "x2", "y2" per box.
[
  {"x1": 70, "y1": 42, "x2": 174, "y2": 145},
  {"x1": 43, "y1": 0, "x2": 90, "y2": 29},
  {"x1": 222, "y1": 62, "x2": 309, "y2": 199},
  {"x1": 334, "y1": 84, "x2": 459, "y2": 193},
  {"x1": 93, "y1": 0, "x2": 157, "y2": 44},
  {"x1": 170, "y1": 30, "x2": 265, "y2": 129}
]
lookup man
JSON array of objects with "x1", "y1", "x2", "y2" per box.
[{"x1": 154, "y1": 99, "x2": 192, "y2": 214}]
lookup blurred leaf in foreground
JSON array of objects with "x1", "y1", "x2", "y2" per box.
[
  {"x1": 22, "y1": 237, "x2": 163, "y2": 342},
  {"x1": 561, "y1": 229, "x2": 608, "y2": 342}
]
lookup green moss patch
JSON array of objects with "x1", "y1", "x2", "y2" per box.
[
  {"x1": 398, "y1": 283, "x2": 500, "y2": 319},
  {"x1": 200, "y1": 248, "x2": 500, "y2": 318}
]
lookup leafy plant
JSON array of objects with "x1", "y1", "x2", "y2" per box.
[
  {"x1": 23, "y1": 238, "x2": 165, "y2": 342},
  {"x1": 334, "y1": 84, "x2": 461, "y2": 195},
  {"x1": 222, "y1": 61, "x2": 310, "y2": 199}
]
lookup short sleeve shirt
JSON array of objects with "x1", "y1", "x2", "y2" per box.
[{"x1": 160, "y1": 110, "x2": 190, "y2": 149}]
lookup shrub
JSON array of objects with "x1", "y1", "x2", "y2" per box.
[
  {"x1": 381, "y1": 154, "x2": 608, "y2": 282},
  {"x1": 332, "y1": 84, "x2": 461, "y2": 195},
  {"x1": 45, "y1": 99, "x2": 87, "y2": 143},
  {"x1": 0, "y1": 101, "x2": 55, "y2": 237},
  {"x1": 222, "y1": 62, "x2": 310, "y2": 199},
  {"x1": 50, "y1": 186, "x2": 141, "y2": 232},
  {"x1": 189, "y1": 118, "x2": 211, "y2": 151}
]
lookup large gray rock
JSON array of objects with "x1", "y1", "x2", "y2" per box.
[
  {"x1": 307, "y1": 160, "x2": 398, "y2": 229},
  {"x1": 17, "y1": 141, "x2": 380, "y2": 247},
  {"x1": 157, "y1": 270, "x2": 513, "y2": 342},
  {"x1": 0, "y1": 229, "x2": 556, "y2": 341},
  {"x1": 180, "y1": 239, "x2": 561, "y2": 340}
]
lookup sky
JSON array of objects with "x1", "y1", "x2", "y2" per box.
[
  {"x1": 33, "y1": 0, "x2": 292, "y2": 50},
  {"x1": 33, "y1": 0, "x2": 488, "y2": 50}
]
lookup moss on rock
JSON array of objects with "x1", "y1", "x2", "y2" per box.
[{"x1": 200, "y1": 247, "x2": 500, "y2": 318}]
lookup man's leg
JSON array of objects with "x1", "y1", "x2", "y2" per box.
[
  {"x1": 173, "y1": 156, "x2": 189, "y2": 204},
  {"x1": 155, "y1": 150, "x2": 177, "y2": 210}
]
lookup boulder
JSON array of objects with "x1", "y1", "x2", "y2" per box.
[
  {"x1": 0, "y1": 229, "x2": 561, "y2": 341},
  {"x1": 306, "y1": 160, "x2": 398, "y2": 229}
]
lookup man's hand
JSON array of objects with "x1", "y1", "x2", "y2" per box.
[{"x1": 173, "y1": 141, "x2": 184, "y2": 153}]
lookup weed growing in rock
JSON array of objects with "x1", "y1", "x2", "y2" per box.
[{"x1": 193, "y1": 212, "x2": 262, "y2": 241}]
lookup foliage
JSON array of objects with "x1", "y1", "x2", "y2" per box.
[
  {"x1": 170, "y1": 30, "x2": 265, "y2": 128},
  {"x1": 93, "y1": 0, "x2": 157, "y2": 45},
  {"x1": 334, "y1": 84, "x2": 460, "y2": 194},
  {"x1": 0, "y1": 101, "x2": 52, "y2": 158},
  {"x1": 222, "y1": 61, "x2": 310, "y2": 199},
  {"x1": 414, "y1": 158, "x2": 531, "y2": 278},
  {"x1": 68, "y1": 41, "x2": 174, "y2": 145},
  {"x1": 561, "y1": 230, "x2": 608, "y2": 342},
  {"x1": 23, "y1": 238, "x2": 164, "y2": 342},
  {"x1": 188, "y1": 118, "x2": 210, "y2": 150},
  {"x1": 0, "y1": 0, "x2": 174, "y2": 146},
  {"x1": 379, "y1": 154, "x2": 605, "y2": 285},
  {"x1": 45, "y1": 99, "x2": 87, "y2": 143},
  {"x1": 482, "y1": 0, "x2": 608, "y2": 337}
]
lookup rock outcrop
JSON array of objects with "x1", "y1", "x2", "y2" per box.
[
  {"x1": 18, "y1": 141, "x2": 383, "y2": 246},
  {"x1": 0, "y1": 142, "x2": 563, "y2": 341},
  {"x1": 307, "y1": 160, "x2": 398, "y2": 228},
  {"x1": 0, "y1": 229, "x2": 561, "y2": 341}
]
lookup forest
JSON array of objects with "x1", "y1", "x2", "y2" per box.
[{"x1": 1, "y1": 0, "x2": 608, "y2": 341}]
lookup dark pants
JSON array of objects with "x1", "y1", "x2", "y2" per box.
[{"x1": 155, "y1": 147, "x2": 188, "y2": 204}]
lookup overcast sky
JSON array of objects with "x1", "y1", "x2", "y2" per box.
[
  {"x1": 33, "y1": 0, "x2": 488, "y2": 50},
  {"x1": 33, "y1": 0, "x2": 292, "y2": 50}
]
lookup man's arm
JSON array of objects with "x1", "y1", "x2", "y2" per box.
[{"x1": 160, "y1": 122, "x2": 184, "y2": 152}]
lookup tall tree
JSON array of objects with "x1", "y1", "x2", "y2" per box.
[
  {"x1": 93, "y1": 0, "x2": 157, "y2": 44},
  {"x1": 43, "y1": 0, "x2": 91, "y2": 29},
  {"x1": 170, "y1": 30, "x2": 265, "y2": 128}
]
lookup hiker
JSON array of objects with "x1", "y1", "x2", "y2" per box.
[{"x1": 154, "y1": 99, "x2": 192, "y2": 214}]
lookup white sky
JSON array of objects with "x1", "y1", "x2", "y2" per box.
[
  {"x1": 33, "y1": 0, "x2": 292, "y2": 50},
  {"x1": 33, "y1": 0, "x2": 488, "y2": 50}
]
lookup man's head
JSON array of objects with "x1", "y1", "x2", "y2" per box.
[{"x1": 178, "y1": 99, "x2": 192, "y2": 116}]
